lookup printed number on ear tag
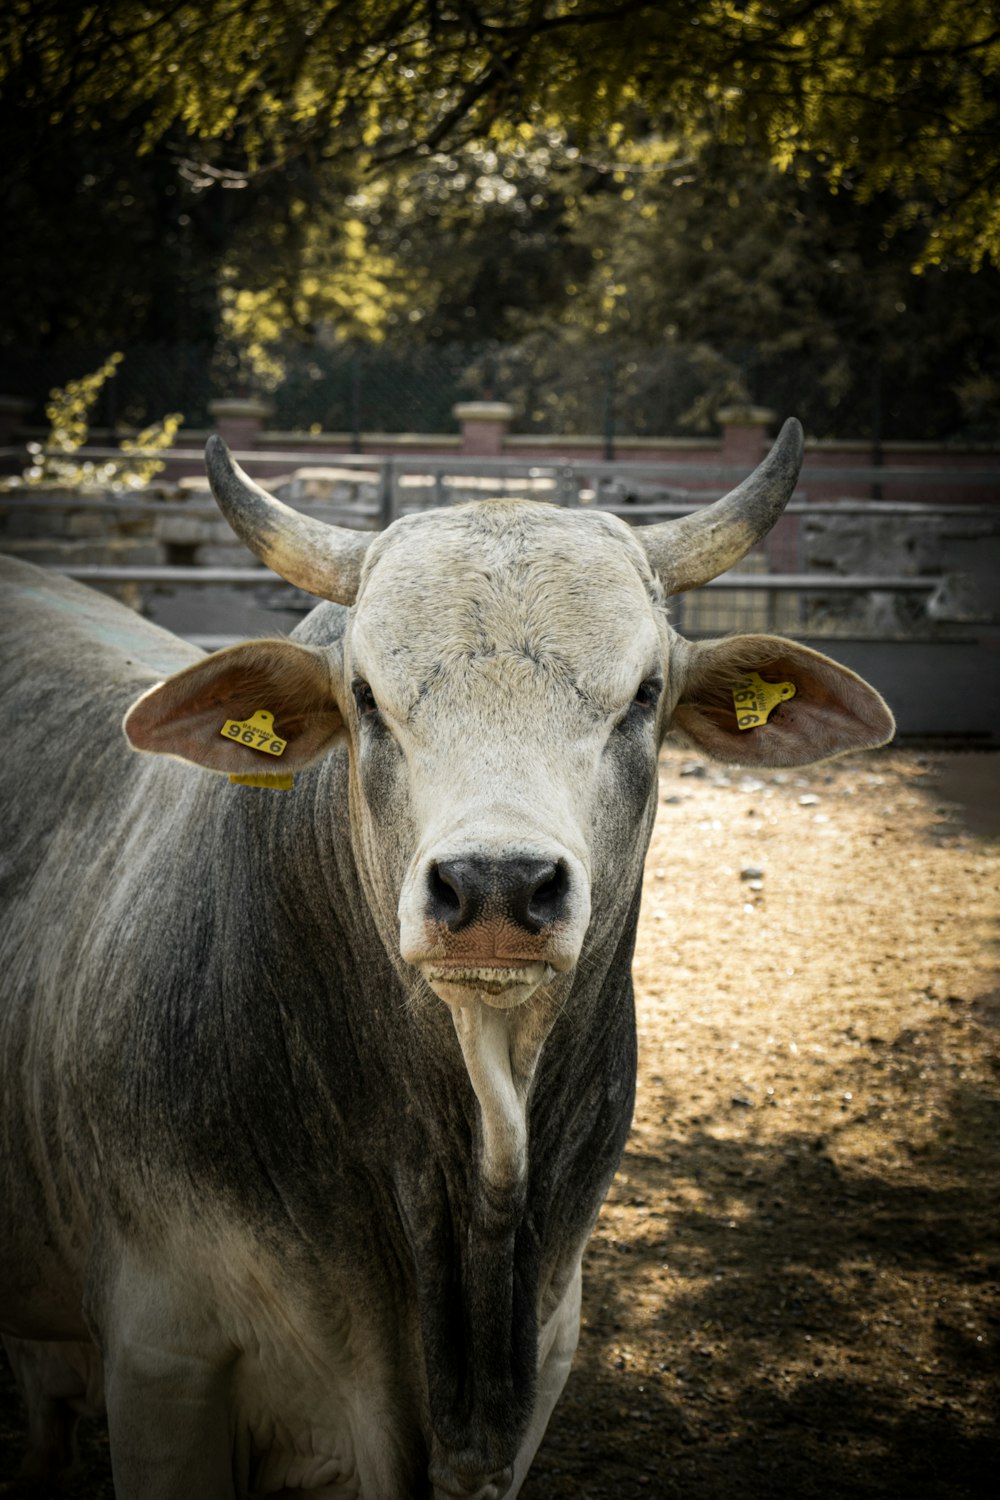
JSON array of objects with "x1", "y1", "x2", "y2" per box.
[
  {"x1": 220, "y1": 709, "x2": 287, "y2": 757},
  {"x1": 732, "y1": 672, "x2": 796, "y2": 731}
]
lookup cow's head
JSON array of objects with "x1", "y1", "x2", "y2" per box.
[{"x1": 125, "y1": 422, "x2": 893, "y2": 1012}]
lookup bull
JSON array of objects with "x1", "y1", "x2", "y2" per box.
[{"x1": 0, "y1": 419, "x2": 893, "y2": 1497}]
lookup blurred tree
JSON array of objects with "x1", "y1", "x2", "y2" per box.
[
  {"x1": 1, "y1": 0, "x2": 997, "y2": 436},
  {"x1": 5, "y1": 0, "x2": 996, "y2": 262},
  {"x1": 534, "y1": 139, "x2": 1000, "y2": 437}
]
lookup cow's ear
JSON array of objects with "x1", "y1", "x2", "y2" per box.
[
  {"x1": 124, "y1": 639, "x2": 344, "y2": 773},
  {"x1": 670, "y1": 634, "x2": 894, "y2": 767}
]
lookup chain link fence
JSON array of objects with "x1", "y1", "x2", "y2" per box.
[{"x1": 0, "y1": 336, "x2": 987, "y2": 445}]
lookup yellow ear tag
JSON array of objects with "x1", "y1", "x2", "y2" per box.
[
  {"x1": 222, "y1": 709, "x2": 293, "y2": 789},
  {"x1": 732, "y1": 672, "x2": 796, "y2": 731},
  {"x1": 220, "y1": 708, "x2": 287, "y2": 758},
  {"x1": 228, "y1": 771, "x2": 294, "y2": 791}
]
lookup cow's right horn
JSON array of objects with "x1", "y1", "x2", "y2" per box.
[
  {"x1": 638, "y1": 417, "x2": 804, "y2": 594},
  {"x1": 206, "y1": 436, "x2": 371, "y2": 604}
]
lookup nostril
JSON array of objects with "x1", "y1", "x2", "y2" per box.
[
  {"x1": 428, "y1": 861, "x2": 465, "y2": 928},
  {"x1": 525, "y1": 860, "x2": 570, "y2": 929}
]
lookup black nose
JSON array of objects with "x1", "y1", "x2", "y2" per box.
[{"x1": 428, "y1": 856, "x2": 570, "y2": 934}]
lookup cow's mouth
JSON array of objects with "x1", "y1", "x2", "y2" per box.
[{"x1": 419, "y1": 961, "x2": 553, "y2": 1008}]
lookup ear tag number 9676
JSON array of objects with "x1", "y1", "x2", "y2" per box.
[
  {"x1": 220, "y1": 709, "x2": 287, "y2": 757},
  {"x1": 732, "y1": 672, "x2": 796, "y2": 731}
]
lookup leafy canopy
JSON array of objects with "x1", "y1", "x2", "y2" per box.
[{"x1": 6, "y1": 0, "x2": 998, "y2": 268}]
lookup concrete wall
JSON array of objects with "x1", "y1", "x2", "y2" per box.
[{"x1": 798, "y1": 636, "x2": 1000, "y2": 742}]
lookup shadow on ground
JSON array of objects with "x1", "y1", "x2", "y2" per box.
[{"x1": 524, "y1": 1072, "x2": 1000, "y2": 1500}]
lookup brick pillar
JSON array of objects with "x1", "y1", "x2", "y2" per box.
[
  {"x1": 208, "y1": 398, "x2": 272, "y2": 453},
  {"x1": 717, "y1": 405, "x2": 776, "y2": 466},
  {"x1": 453, "y1": 401, "x2": 514, "y2": 457}
]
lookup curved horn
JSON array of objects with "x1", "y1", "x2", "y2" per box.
[
  {"x1": 205, "y1": 436, "x2": 372, "y2": 604},
  {"x1": 638, "y1": 417, "x2": 804, "y2": 594}
]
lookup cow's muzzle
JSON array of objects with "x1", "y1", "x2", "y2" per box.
[{"x1": 400, "y1": 849, "x2": 590, "y2": 1007}]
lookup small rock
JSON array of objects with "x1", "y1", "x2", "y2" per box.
[
  {"x1": 799, "y1": 793, "x2": 820, "y2": 806},
  {"x1": 730, "y1": 1095, "x2": 754, "y2": 1109},
  {"x1": 740, "y1": 866, "x2": 765, "y2": 881},
  {"x1": 680, "y1": 762, "x2": 707, "y2": 777}
]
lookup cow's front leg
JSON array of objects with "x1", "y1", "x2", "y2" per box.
[
  {"x1": 506, "y1": 1251, "x2": 584, "y2": 1498},
  {"x1": 104, "y1": 1339, "x2": 236, "y2": 1499},
  {"x1": 94, "y1": 1253, "x2": 238, "y2": 1500},
  {"x1": 2, "y1": 1334, "x2": 103, "y2": 1480}
]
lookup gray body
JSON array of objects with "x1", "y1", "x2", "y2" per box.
[{"x1": 0, "y1": 556, "x2": 638, "y2": 1497}]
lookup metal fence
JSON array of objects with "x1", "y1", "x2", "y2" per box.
[{"x1": 6, "y1": 446, "x2": 996, "y2": 641}]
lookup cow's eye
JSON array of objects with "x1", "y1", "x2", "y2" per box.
[
  {"x1": 614, "y1": 676, "x2": 662, "y2": 733},
  {"x1": 632, "y1": 676, "x2": 662, "y2": 712},
  {"x1": 352, "y1": 679, "x2": 379, "y2": 717}
]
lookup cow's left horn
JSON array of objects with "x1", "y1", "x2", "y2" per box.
[
  {"x1": 638, "y1": 418, "x2": 804, "y2": 594},
  {"x1": 205, "y1": 436, "x2": 371, "y2": 604}
]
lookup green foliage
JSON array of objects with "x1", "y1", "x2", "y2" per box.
[
  {"x1": 5, "y1": 0, "x2": 996, "y2": 267},
  {"x1": 1, "y1": 1, "x2": 998, "y2": 441},
  {"x1": 15, "y1": 355, "x2": 183, "y2": 489},
  {"x1": 336, "y1": 133, "x2": 1000, "y2": 437},
  {"x1": 42, "y1": 354, "x2": 124, "y2": 455}
]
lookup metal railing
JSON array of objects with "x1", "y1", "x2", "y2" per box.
[
  {"x1": 17, "y1": 442, "x2": 1000, "y2": 526},
  {"x1": 6, "y1": 447, "x2": 997, "y2": 645}
]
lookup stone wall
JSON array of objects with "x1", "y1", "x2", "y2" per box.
[
  {"x1": 0, "y1": 484, "x2": 375, "y2": 642},
  {"x1": 800, "y1": 505, "x2": 1000, "y2": 632}
]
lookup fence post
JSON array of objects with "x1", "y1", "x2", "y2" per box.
[
  {"x1": 555, "y1": 464, "x2": 578, "y2": 506},
  {"x1": 350, "y1": 353, "x2": 363, "y2": 451},
  {"x1": 0, "y1": 396, "x2": 31, "y2": 473},
  {"x1": 602, "y1": 356, "x2": 617, "y2": 461},
  {"x1": 378, "y1": 458, "x2": 397, "y2": 528},
  {"x1": 871, "y1": 355, "x2": 884, "y2": 501},
  {"x1": 208, "y1": 398, "x2": 271, "y2": 454}
]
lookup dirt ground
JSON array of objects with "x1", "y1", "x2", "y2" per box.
[{"x1": 2, "y1": 747, "x2": 998, "y2": 1498}]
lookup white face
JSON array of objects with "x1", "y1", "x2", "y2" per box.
[{"x1": 341, "y1": 500, "x2": 670, "y2": 1010}]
